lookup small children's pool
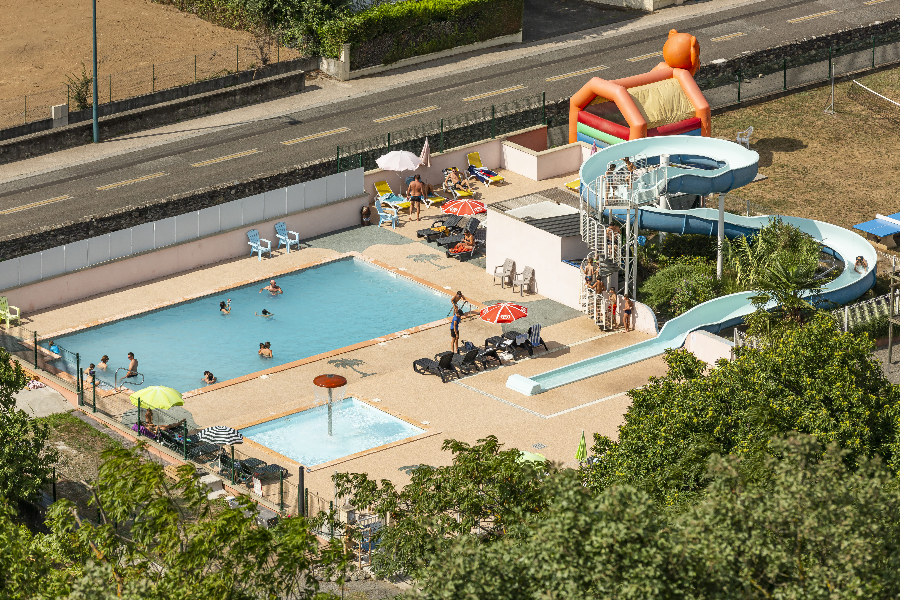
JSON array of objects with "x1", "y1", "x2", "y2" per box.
[
  {"x1": 242, "y1": 398, "x2": 424, "y2": 466},
  {"x1": 50, "y1": 258, "x2": 450, "y2": 393}
]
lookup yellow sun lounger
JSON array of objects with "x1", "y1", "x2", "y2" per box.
[
  {"x1": 466, "y1": 152, "x2": 505, "y2": 186},
  {"x1": 374, "y1": 181, "x2": 409, "y2": 212},
  {"x1": 565, "y1": 179, "x2": 581, "y2": 192}
]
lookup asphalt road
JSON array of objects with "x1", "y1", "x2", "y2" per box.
[{"x1": 1, "y1": 0, "x2": 898, "y2": 239}]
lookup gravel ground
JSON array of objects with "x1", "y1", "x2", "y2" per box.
[
  {"x1": 317, "y1": 579, "x2": 406, "y2": 600},
  {"x1": 873, "y1": 343, "x2": 900, "y2": 385}
]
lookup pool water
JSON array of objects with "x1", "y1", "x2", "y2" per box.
[
  {"x1": 241, "y1": 398, "x2": 424, "y2": 466},
  {"x1": 51, "y1": 258, "x2": 450, "y2": 393}
]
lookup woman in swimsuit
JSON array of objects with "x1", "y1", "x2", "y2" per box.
[{"x1": 98, "y1": 355, "x2": 109, "y2": 370}]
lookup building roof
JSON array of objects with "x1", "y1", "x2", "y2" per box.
[
  {"x1": 488, "y1": 187, "x2": 583, "y2": 239},
  {"x1": 855, "y1": 212, "x2": 900, "y2": 237},
  {"x1": 523, "y1": 213, "x2": 582, "y2": 238}
]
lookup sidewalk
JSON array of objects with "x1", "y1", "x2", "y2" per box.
[{"x1": 0, "y1": 0, "x2": 766, "y2": 184}]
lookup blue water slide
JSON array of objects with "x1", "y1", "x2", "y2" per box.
[{"x1": 506, "y1": 138, "x2": 876, "y2": 396}]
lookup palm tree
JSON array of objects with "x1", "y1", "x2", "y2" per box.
[
  {"x1": 751, "y1": 261, "x2": 823, "y2": 322},
  {"x1": 328, "y1": 358, "x2": 375, "y2": 377},
  {"x1": 407, "y1": 253, "x2": 450, "y2": 270}
]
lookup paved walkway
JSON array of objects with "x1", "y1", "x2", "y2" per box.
[
  {"x1": 0, "y1": 0, "x2": 767, "y2": 184},
  {"x1": 14, "y1": 385, "x2": 73, "y2": 418}
]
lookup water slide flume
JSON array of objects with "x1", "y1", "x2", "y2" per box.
[{"x1": 506, "y1": 138, "x2": 876, "y2": 396}]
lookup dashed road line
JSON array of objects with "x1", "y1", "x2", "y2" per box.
[
  {"x1": 463, "y1": 85, "x2": 526, "y2": 102},
  {"x1": 864, "y1": 0, "x2": 890, "y2": 4},
  {"x1": 626, "y1": 51, "x2": 664, "y2": 62},
  {"x1": 710, "y1": 32, "x2": 745, "y2": 42},
  {"x1": 96, "y1": 172, "x2": 167, "y2": 191},
  {"x1": 787, "y1": 10, "x2": 838, "y2": 23},
  {"x1": 191, "y1": 149, "x2": 260, "y2": 167},
  {"x1": 374, "y1": 106, "x2": 439, "y2": 123},
  {"x1": 0, "y1": 195, "x2": 71, "y2": 215},
  {"x1": 546, "y1": 66, "x2": 608, "y2": 82},
  {"x1": 282, "y1": 127, "x2": 350, "y2": 146}
]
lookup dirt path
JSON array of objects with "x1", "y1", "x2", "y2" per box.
[{"x1": 0, "y1": 0, "x2": 262, "y2": 101}]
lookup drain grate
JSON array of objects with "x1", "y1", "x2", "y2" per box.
[{"x1": 532, "y1": 443, "x2": 547, "y2": 449}]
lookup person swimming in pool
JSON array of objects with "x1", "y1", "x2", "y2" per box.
[
  {"x1": 256, "y1": 309, "x2": 273, "y2": 317},
  {"x1": 203, "y1": 371, "x2": 217, "y2": 384},
  {"x1": 98, "y1": 355, "x2": 109, "y2": 370},
  {"x1": 220, "y1": 300, "x2": 231, "y2": 314},
  {"x1": 259, "y1": 342, "x2": 273, "y2": 358},
  {"x1": 260, "y1": 280, "x2": 283, "y2": 295}
]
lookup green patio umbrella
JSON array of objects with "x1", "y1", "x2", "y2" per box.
[
  {"x1": 575, "y1": 430, "x2": 587, "y2": 462},
  {"x1": 129, "y1": 386, "x2": 184, "y2": 410},
  {"x1": 518, "y1": 451, "x2": 546, "y2": 464}
]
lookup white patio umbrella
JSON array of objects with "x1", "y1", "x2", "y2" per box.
[
  {"x1": 420, "y1": 138, "x2": 431, "y2": 168},
  {"x1": 376, "y1": 150, "x2": 423, "y2": 194}
]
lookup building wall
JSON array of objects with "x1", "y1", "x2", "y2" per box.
[{"x1": 684, "y1": 330, "x2": 734, "y2": 364}]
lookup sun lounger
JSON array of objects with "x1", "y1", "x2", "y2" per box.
[
  {"x1": 565, "y1": 179, "x2": 581, "y2": 192},
  {"x1": 437, "y1": 218, "x2": 480, "y2": 247},
  {"x1": 417, "y1": 214, "x2": 463, "y2": 241},
  {"x1": 523, "y1": 324, "x2": 549, "y2": 356},
  {"x1": 448, "y1": 349, "x2": 480, "y2": 375},
  {"x1": 375, "y1": 181, "x2": 410, "y2": 214},
  {"x1": 446, "y1": 227, "x2": 484, "y2": 260},
  {"x1": 413, "y1": 352, "x2": 456, "y2": 382},
  {"x1": 466, "y1": 152, "x2": 505, "y2": 186}
]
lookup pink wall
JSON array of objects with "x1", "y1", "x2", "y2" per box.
[
  {"x1": 7, "y1": 194, "x2": 370, "y2": 313},
  {"x1": 685, "y1": 330, "x2": 734, "y2": 364}
]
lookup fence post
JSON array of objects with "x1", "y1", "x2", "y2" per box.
[
  {"x1": 440, "y1": 118, "x2": 444, "y2": 153},
  {"x1": 387, "y1": 132, "x2": 391, "y2": 151},
  {"x1": 52, "y1": 467, "x2": 57, "y2": 502},
  {"x1": 336, "y1": 147, "x2": 340, "y2": 173},
  {"x1": 33, "y1": 332, "x2": 38, "y2": 368},
  {"x1": 737, "y1": 70, "x2": 742, "y2": 103},
  {"x1": 828, "y1": 47, "x2": 832, "y2": 79},
  {"x1": 783, "y1": 57, "x2": 787, "y2": 91},
  {"x1": 844, "y1": 306, "x2": 849, "y2": 332},
  {"x1": 76, "y1": 353, "x2": 82, "y2": 406},
  {"x1": 137, "y1": 398, "x2": 141, "y2": 436},
  {"x1": 872, "y1": 35, "x2": 876, "y2": 68},
  {"x1": 67, "y1": 85, "x2": 70, "y2": 110},
  {"x1": 92, "y1": 378, "x2": 97, "y2": 413},
  {"x1": 195, "y1": 55, "x2": 197, "y2": 84},
  {"x1": 329, "y1": 500, "x2": 334, "y2": 537},
  {"x1": 231, "y1": 445, "x2": 235, "y2": 484},
  {"x1": 542, "y1": 92, "x2": 546, "y2": 125},
  {"x1": 236, "y1": 45, "x2": 239, "y2": 73},
  {"x1": 183, "y1": 422, "x2": 188, "y2": 459},
  {"x1": 279, "y1": 470, "x2": 284, "y2": 512},
  {"x1": 305, "y1": 487, "x2": 309, "y2": 517},
  {"x1": 491, "y1": 105, "x2": 496, "y2": 138}
]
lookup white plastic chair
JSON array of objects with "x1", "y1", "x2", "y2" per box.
[{"x1": 736, "y1": 126, "x2": 754, "y2": 148}]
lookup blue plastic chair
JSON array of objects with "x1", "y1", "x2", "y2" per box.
[
  {"x1": 275, "y1": 222, "x2": 301, "y2": 253},
  {"x1": 375, "y1": 200, "x2": 398, "y2": 229},
  {"x1": 247, "y1": 229, "x2": 272, "y2": 261}
]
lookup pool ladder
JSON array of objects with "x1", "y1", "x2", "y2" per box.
[{"x1": 115, "y1": 367, "x2": 145, "y2": 390}]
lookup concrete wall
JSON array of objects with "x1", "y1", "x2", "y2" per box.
[
  {"x1": 485, "y1": 209, "x2": 587, "y2": 309},
  {"x1": 586, "y1": 0, "x2": 680, "y2": 11},
  {"x1": 499, "y1": 139, "x2": 586, "y2": 182},
  {"x1": 685, "y1": 330, "x2": 734, "y2": 364},
  {"x1": 505, "y1": 126, "x2": 547, "y2": 153},
  {"x1": 0, "y1": 69, "x2": 307, "y2": 166},
  {"x1": 4, "y1": 190, "x2": 369, "y2": 314}
]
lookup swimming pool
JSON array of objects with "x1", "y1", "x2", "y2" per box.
[
  {"x1": 242, "y1": 398, "x2": 424, "y2": 466},
  {"x1": 50, "y1": 258, "x2": 450, "y2": 393}
]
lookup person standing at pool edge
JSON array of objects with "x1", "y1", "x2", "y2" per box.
[
  {"x1": 450, "y1": 308, "x2": 462, "y2": 353},
  {"x1": 260, "y1": 280, "x2": 283, "y2": 295},
  {"x1": 451, "y1": 290, "x2": 467, "y2": 311},
  {"x1": 126, "y1": 353, "x2": 138, "y2": 377}
]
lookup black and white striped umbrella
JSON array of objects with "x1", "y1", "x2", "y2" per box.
[{"x1": 197, "y1": 425, "x2": 243, "y2": 445}]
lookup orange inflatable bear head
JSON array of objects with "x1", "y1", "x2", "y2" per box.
[{"x1": 663, "y1": 29, "x2": 700, "y2": 75}]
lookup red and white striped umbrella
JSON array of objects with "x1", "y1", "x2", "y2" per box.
[
  {"x1": 480, "y1": 302, "x2": 528, "y2": 324},
  {"x1": 442, "y1": 199, "x2": 486, "y2": 216}
]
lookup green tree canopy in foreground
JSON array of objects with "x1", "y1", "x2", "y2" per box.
[
  {"x1": 585, "y1": 313, "x2": 900, "y2": 506},
  {"x1": 0, "y1": 444, "x2": 347, "y2": 599},
  {"x1": 0, "y1": 349, "x2": 58, "y2": 507},
  {"x1": 418, "y1": 435, "x2": 900, "y2": 599}
]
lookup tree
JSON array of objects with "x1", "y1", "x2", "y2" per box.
[
  {"x1": 332, "y1": 436, "x2": 549, "y2": 578},
  {"x1": 583, "y1": 313, "x2": 900, "y2": 506},
  {"x1": 36, "y1": 444, "x2": 347, "y2": 598},
  {"x1": 0, "y1": 350, "x2": 59, "y2": 508},
  {"x1": 416, "y1": 435, "x2": 900, "y2": 600}
]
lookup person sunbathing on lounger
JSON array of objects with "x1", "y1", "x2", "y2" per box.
[
  {"x1": 445, "y1": 168, "x2": 471, "y2": 191},
  {"x1": 450, "y1": 231, "x2": 475, "y2": 255}
]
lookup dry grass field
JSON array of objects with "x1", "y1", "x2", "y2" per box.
[{"x1": 712, "y1": 66, "x2": 900, "y2": 232}]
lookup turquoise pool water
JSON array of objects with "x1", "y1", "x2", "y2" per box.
[
  {"x1": 50, "y1": 258, "x2": 450, "y2": 393},
  {"x1": 241, "y1": 397, "x2": 424, "y2": 466}
]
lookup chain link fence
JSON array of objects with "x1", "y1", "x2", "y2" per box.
[{"x1": 0, "y1": 41, "x2": 302, "y2": 131}]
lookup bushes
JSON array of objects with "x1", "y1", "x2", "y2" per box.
[
  {"x1": 639, "y1": 257, "x2": 720, "y2": 318},
  {"x1": 314, "y1": 0, "x2": 523, "y2": 66}
]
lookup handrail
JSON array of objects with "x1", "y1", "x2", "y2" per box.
[{"x1": 114, "y1": 367, "x2": 145, "y2": 390}]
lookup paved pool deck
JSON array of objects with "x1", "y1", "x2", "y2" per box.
[{"x1": 23, "y1": 168, "x2": 671, "y2": 500}]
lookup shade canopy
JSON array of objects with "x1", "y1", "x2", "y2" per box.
[
  {"x1": 575, "y1": 430, "x2": 587, "y2": 462},
  {"x1": 130, "y1": 386, "x2": 184, "y2": 410},
  {"x1": 376, "y1": 150, "x2": 423, "y2": 173},
  {"x1": 480, "y1": 303, "x2": 528, "y2": 324},
  {"x1": 441, "y1": 199, "x2": 486, "y2": 216},
  {"x1": 518, "y1": 451, "x2": 547, "y2": 464},
  {"x1": 197, "y1": 425, "x2": 243, "y2": 446},
  {"x1": 313, "y1": 374, "x2": 348, "y2": 388},
  {"x1": 420, "y1": 138, "x2": 431, "y2": 168}
]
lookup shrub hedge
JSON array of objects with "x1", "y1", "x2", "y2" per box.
[{"x1": 316, "y1": 0, "x2": 524, "y2": 68}]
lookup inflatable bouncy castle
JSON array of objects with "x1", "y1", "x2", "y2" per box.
[{"x1": 569, "y1": 30, "x2": 711, "y2": 146}]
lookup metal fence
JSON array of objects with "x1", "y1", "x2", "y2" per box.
[
  {"x1": 0, "y1": 42, "x2": 303, "y2": 131},
  {"x1": 336, "y1": 93, "x2": 546, "y2": 172},
  {"x1": 336, "y1": 31, "x2": 900, "y2": 170}
]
